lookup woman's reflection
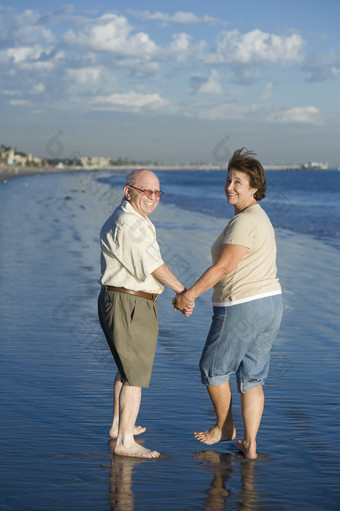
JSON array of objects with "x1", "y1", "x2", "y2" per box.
[{"x1": 194, "y1": 450, "x2": 260, "y2": 510}]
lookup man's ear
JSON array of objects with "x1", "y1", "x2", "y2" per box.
[{"x1": 124, "y1": 185, "x2": 130, "y2": 200}]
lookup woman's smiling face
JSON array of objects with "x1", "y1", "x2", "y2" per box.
[{"x1": 225, "y1": 169, "x2": 258, "y2": 213}]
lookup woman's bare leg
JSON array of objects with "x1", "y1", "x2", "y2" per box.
[
  {"x1": 194, "y1": 381, "x2": 236, "y2": 444},
  {"x1": 237, "y1": 385, "x2": 264, "y2": 459}
]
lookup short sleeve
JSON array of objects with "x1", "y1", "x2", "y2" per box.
[{"x1": 223, "y1": 213, "x2": 255, "y2": 249}]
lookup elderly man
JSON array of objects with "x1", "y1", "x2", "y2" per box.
[{"x1": 98, "y1": 169, "x2": 192, "y2": 458}]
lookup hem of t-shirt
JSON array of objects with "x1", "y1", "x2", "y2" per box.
[{"x1": 212, "y1": 289, "x2": 282, "y2": 307}]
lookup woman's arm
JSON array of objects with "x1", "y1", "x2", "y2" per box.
[{"x1": 173, "y1": 244, "x2": 248, "y2": 310}]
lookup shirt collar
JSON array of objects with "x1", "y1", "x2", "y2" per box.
[{"x1": 121, "y1": 198, "x2": 155, "y2": 232}]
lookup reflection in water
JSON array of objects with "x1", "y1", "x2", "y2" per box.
[
  {"x1": 108, "y1": 439, "x2": 147, "y2": 511},
  {"x1": 238, "y1": 458, "x2": 259, "y2": 511},
  {"x1": 194, "y1": 450, "x2": 259, "y2": 511},
  {"x1": 195, "y1": 450, "x2": 233, "y2": 511}
]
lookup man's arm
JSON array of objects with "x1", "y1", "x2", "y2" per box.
[
  {"x1": 153, "y1": 263, "x2": 195, "y2": 317},
  {"x1": 152, "y1": 263, "x2": 186, "y2": 294}
]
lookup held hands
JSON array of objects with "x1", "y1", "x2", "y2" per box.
[
  {"x1": 173, "y1": 290, "x2": 195, "y2": 317},
  {"x1": 182, "y1": 301, "x2": 195, "y2": 317}
]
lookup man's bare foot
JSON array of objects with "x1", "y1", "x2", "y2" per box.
[
  {"x1": 236, "y1": 439, "x2": 257, "y2": 459},
  {"x1": 194, "y1": 425, "x2": 236, "y2": 445},
  {"x1": 109, "y1": 425, "x2": 146, "y2": 439},
  {"x1": 108, "y1": 437, "x2": 144, "y2": 450},
  {"x1": 114, "y1": 440, "x2": 160, "y2": 459}
]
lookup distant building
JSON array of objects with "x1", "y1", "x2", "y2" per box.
[
  {"x1": 0, "y1": 147, "x2": 45, "y2": 167},
  {"x1": 302, "y1": 161, "x2": 328, "y2": 170},
  {"x1": 80, "y1": 156, "x2": 111, "y2": 168}
]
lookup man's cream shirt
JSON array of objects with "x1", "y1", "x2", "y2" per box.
[{"x1": 100, "y1": 200, "x2": 164, "y2": 295}]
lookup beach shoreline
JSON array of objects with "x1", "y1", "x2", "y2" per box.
[
  {"x1": 0, "y1": 162, "x2": 311, "y2": 184},
  {"x1": 0, "y1": 165, "x2": 65, "y2": 183},
  {"x1": 0, "y1": 165, "x2": 220, "y2": 184},
  {"x1": 0, "y1": 165, "x2": 226, "y2": 183},
  {"x1": 0, "y1": 170, "x2": 339, "y2": 510}
]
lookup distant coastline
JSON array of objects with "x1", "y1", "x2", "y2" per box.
[
  {"x1": 1, "y1": 144, "x2": 333, "y2": 178},
  {"x1": 0, "y1": 162, "x2": 335, "y2": 184}
]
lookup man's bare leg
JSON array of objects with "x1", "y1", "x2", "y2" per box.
[
  {"x1": 194, "y1": 381, "x2": 236, "y2": 444},
  {"x1": 108, "y1": 371, "x2": 146, "y2": 439},
  {"x1": 114, "y1": 383, "x2": 160, "y2": 458},
  {"x1": 237, "y1": 385, "x2": 264, "y2": 459}
]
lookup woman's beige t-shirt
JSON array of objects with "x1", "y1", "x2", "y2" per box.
[{"x1": 211, "y1": 204, "x2": 281, "y2": 306}]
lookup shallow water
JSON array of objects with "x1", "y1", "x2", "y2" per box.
[
  {"x1": 0, "y1": 172, "x2": 339, "y2": 510},
  {"x1": 97, "y1": 169, "x2": 340, "y2": 246}
]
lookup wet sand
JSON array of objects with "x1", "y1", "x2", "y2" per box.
[
  {"x1": 0, "y1": 171, "x2": 339, "y2": 510},
  {"x1": 0, "y1": 166, "x2": 61, "y2": 183}
]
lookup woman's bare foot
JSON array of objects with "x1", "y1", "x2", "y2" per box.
[
  {"x1": 114, "y1": 440, "x2": 160, "y2": 459},
  {"x1": 236, "y1": 439, "x2": 257, "y2": 459},
  {"x1": 194, "y1": 424, "x2": 236, "y2": 445},
  {"x1": 194, "y1": 450, "x2": 223, "y2": 463},
  {"x1": 109, "y1": 425, "x2": 146, "y2": 439}
]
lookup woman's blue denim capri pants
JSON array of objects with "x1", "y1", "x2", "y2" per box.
[{"x1": 199, "y1": 294, "x2": 283, "y2": 393}]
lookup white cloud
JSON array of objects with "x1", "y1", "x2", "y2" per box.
[
  {"x1": 203, "y1": 29, "x2": 304, "y2": 65},
  {"x1": 93, "y1": 91, "x2": 171, "y2": 113},
  {"x1": 19, "y1": 57, "x2": 63, "y2": 72},
  {"x1": 67, "y1": 67, "x2": 103, "y2": 85},
  {"x1": 267, "y1": 106, "x2": 321, "y2": 124},
  {"x1": 169, "y1": 33, "x2": 194, "y2": 61},
  {"x1": 0, "y1": 89, "x2": 23, "y2": 96},
  {"x1": 0, "y1": 46, "x2": 64, "y2": 73},
  {"x1": 168, "y1": 33, "x2": 207, "y2": 63},
  {"x1": 63, "y1": 14, "x2": 158, "y2": 57},
  {"x1": 0, "y1": 46, "x2": 43, "y2": 64},
  {"x1": 0, "y1": 2, "x2": 337, "y2": 143},
  {"x1": 9, "y1": 99, "x2": 30, "y2": 106},
  {"x1": 126, "y1": 10, "x2": 226, "y2": 26},
  {"x1": 0, "y1": 6, "x2": 54, "y2": 46},
  {"x1": 198, "y1": 70, "x2": 222, "y2": 95},
  {"x1": 32, "y1": 83, "x2": 45, "y2": 94},
  {"x1": 170, "y1": 33, "x2": 192, "y2": 53},
  {"x1": 194, "y1": 101, "x2": 259, "y2": 121}
]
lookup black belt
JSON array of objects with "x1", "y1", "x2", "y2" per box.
[{"x1": 106, "y1": 286, "x2": 158, "y2": 301}]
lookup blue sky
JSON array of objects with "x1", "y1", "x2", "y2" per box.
[{"x1": 1, "y1": 0, "x2": 339, "y2": 165}]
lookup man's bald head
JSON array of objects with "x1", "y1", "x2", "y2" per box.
[{"x1": 126, "y1": 169, "x2": 158, "y2": 187}]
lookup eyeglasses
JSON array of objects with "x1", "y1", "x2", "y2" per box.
[{"x1": 129, "y1": 185, "x2": 164, "y2": 198}]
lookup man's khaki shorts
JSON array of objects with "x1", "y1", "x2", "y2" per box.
[{"x1": 98, "y1": 287, "x2": 159, "y2": 388}]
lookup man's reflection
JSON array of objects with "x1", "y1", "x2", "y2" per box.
[{"x1": 108, "y1": 439, "x2": 146, "y2": 511}]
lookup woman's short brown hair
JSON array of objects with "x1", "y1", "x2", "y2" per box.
[{"x1": 228, "y1": 147, "x2": 266, "y2": 201}]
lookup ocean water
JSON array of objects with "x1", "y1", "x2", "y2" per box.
[
  {"x1": 0, "y1": 170, "x2": 339, "y2": 511},
  {"x1": 97, "y1": 169, "x2": 340, "y2": 249}
]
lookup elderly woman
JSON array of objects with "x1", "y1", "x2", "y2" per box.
[{"x1": 173, "y1": 148, "x2": 283, "y2": 459}]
